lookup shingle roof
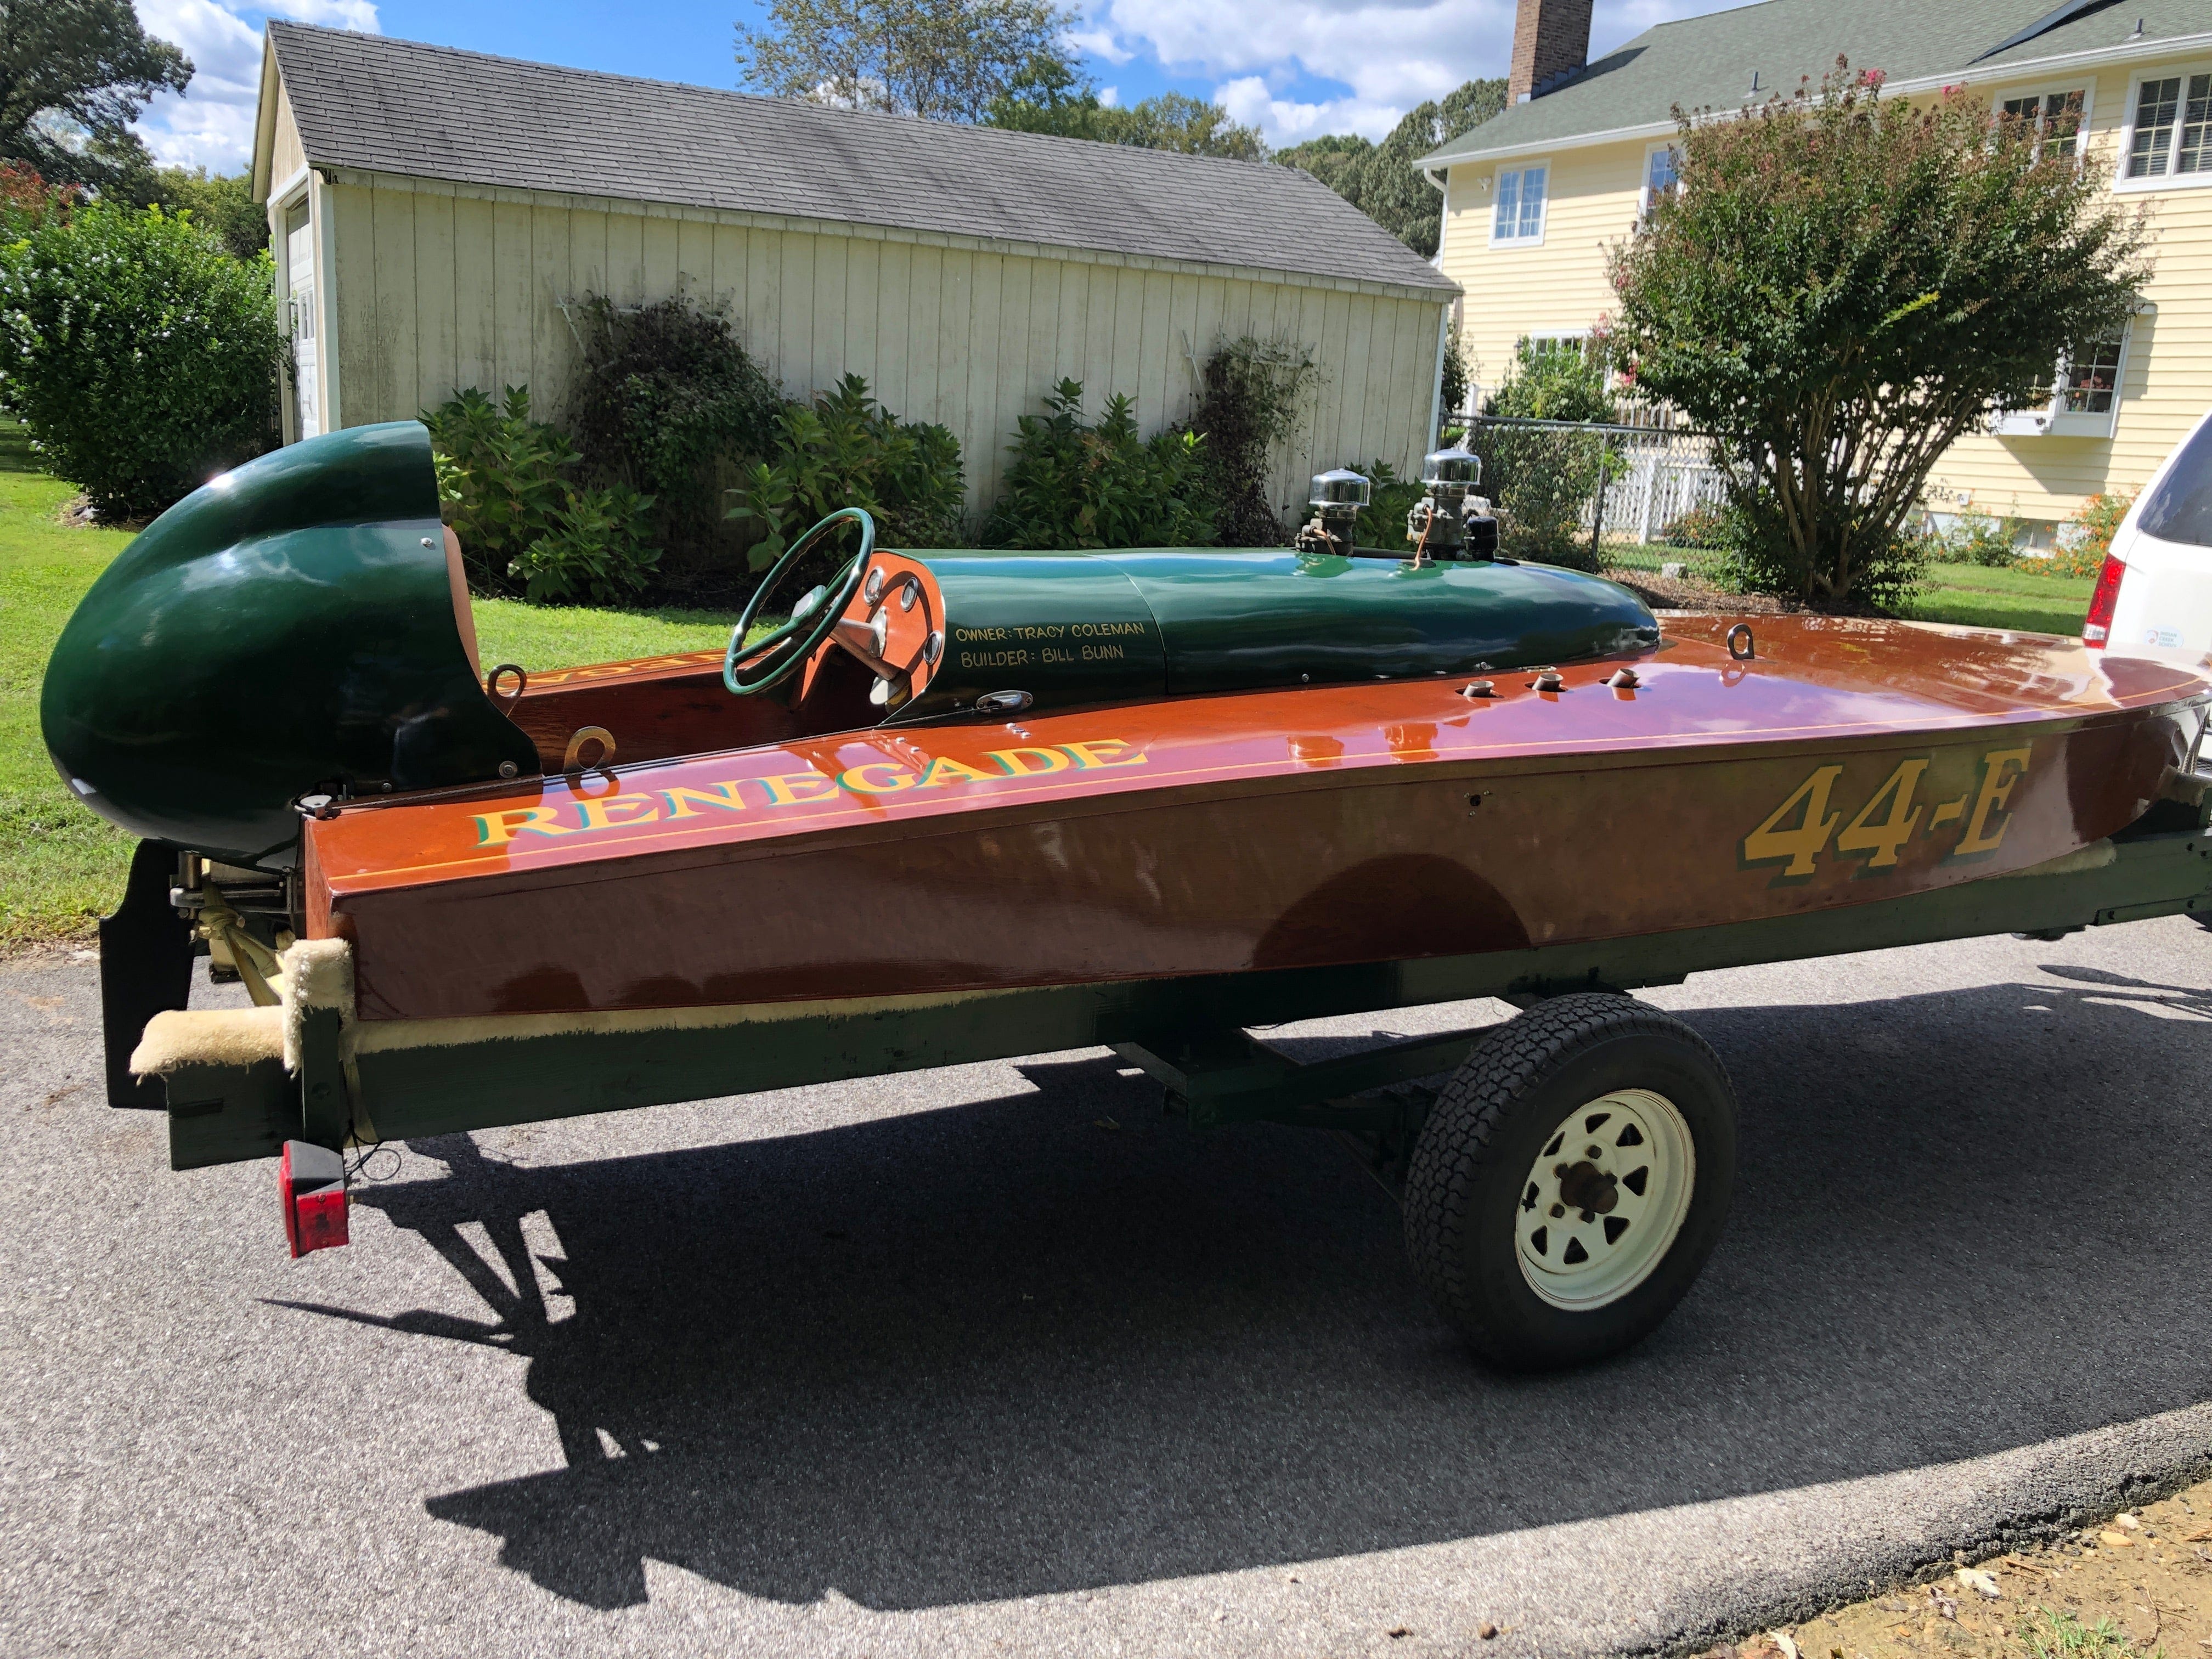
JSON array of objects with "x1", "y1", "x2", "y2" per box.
[
  {"x1": 265, "y1": 22, "x2": 1455, "y2": 296},
  {"x1": 1419, "y1": 0, "x2": 2212, "y2": 168}
]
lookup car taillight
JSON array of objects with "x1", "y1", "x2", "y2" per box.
[{"x1": 2082, "y1": 553, "x2": 2125, "y2": 646}]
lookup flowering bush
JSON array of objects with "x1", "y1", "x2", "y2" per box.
[
  {"x1": 0, "y1": 202, "x2": 284, "y2": 520},
  {"x1": 2050, "y1": 491, "x2": 2132, "y2": 576}
]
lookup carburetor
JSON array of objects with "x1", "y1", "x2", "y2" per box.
[
  {"x1": 1295, "y1": 467, "x2": 1370, "y2": 557},
  {"x1": 1406, "y1": 443, "x2": 1492, "y2": 563}
]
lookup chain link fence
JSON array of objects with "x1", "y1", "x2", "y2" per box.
[{"x1": 1455, "y1": 416, "x2": 1736, "y2": 581}]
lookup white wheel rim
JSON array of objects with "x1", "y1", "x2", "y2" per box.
[{"x1": 1513, "y1": 1088, "x2": 1695, "y2": 1311}]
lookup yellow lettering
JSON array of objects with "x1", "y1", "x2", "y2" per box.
[
  {"x1": 1741, "y1": 764, "x2": 1843, "y2": 878},
  {"x1": 1060, "y1": 738, "x2": 1147, "y2": 770},
  {"x1": 914, "y1": 755, "x2": 995, "y2": 789},
  {"x1": 759, "y1": 771, "x2": 839, "y2": 806},
  {"x1": 1835, "y1": 758, "x2": 1929, "y2": 871},
  {"x1": 661, "y1": 781, "x2": 749, "y2": 819},
  {"x1": 1955, "y1": 746, "x2": 2032, "y2": 857},
  {"x1": 986, "y1": 747, "x2": 1070, "y2": 777},
  {"x1": 474, "y1": 805, "x2": 573, "y2": 845},
  {"x1": 839, "y1": 763, "x2": 916, "y2": 794},
  {"x1": 574, "y1": 793, "x2": 661, "y2": 831}
]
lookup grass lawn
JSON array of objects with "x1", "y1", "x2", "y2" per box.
[
  {"x1": 0, "y1": 438, "x2": 737, "y2": 953},
  {"x1": 1605, "y1": 539, "x2": 2095, "y2": 634},
  {"x1": 1901, "y1": 561, "x2": 2096, "y2": 635}
]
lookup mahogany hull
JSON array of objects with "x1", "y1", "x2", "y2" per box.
[{"x1": 303, "y1": 618, "x2": 2210, "y2": 1024}]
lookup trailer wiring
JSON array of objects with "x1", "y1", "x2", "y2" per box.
[{"x1": 346, "y1": 1140, "x2": 401, "y2": 1184}]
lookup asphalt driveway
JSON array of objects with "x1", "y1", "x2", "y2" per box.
[{"x1": 2, "y1": 919, "x2": 2208, "y2": 1657}]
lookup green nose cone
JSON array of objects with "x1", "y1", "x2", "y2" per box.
[{"x1": 41, "y1": 421, "x2": 539, "y2": 870}]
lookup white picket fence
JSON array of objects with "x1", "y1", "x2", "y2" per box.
[{"x1": 1599, "y1": 448, "x2": 1733, "y2": 544}]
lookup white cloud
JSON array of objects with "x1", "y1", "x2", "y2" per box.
[
  {"x1": 1082, "y1": 0, "x2": 1745, "y2": 145},
  {"x1": 1064, "y1": 24, "x2": 1133, "y2": 65},
  {"x1": 131, "y1": 0, "x2": 382, "y2": 174},
  {"x1": 1216, "y1": 76, "x2": 1401, "y2": 146},
  {"x1": 1097, "y1": 84, "x2": 1120, "y2": 107}
]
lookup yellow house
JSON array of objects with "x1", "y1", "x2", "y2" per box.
[{"x1": 1423, "y1": 0, "x2": 2212, "y2": 546}]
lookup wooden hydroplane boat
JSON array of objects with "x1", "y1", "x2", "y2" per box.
[{"x1": 44, "y1": 422, "x2": 2212, "y2": 1369}]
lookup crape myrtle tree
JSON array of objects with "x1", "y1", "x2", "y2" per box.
[{"x1": 1608, "y1": 61, "x2": 2149, "y2": 608}]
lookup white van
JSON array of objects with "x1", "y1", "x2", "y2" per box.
[{"x1": 2086, "y1": 407, "x2": 2212, "y2": 663}]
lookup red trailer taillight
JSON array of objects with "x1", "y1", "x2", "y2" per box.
[
  {"x1": 2082, "y1": 553, "x2": 2126, "y2": 646},
  {"x1": 280, "y1": 1140, "x2": 349, "y2": 1257}
]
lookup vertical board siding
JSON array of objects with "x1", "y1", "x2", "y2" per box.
[
  {"x1": 412, "y1": 190, "x2": 457, "y2": 417},
  {"x1": 453, "y1": 193, "x2": 498, "y2": 403},
  {"x1": 323, "y1": 177, "x2": 1443, "y2": 520},
  {"x1": 489, "y1": 199, "x2": 534, "y2": 399}
]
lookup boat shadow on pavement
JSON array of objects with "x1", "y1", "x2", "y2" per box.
[{"x1": 269, "y1": 968, "x2": 2212, "y2": 1613}]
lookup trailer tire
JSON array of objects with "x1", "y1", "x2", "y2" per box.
[{"x1": 1403, "y1": 992, "x2": 1736, "y2": 1371}]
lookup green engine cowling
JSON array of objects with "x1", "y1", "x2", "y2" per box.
[
  {"x1": 41, "y1": 421, "x2": 538, "y2": 870},
  {"x1": 888, "y1": 548, "x2": 1663, "y2": 724}
]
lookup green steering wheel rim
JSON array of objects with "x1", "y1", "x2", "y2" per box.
[{"x1": 723, "y1": 507, "x2": 878, "y2": 697}]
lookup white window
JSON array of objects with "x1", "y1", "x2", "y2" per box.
[
  {"x1": 1996, "y1": 86, "x2": 2088, "y2": 160},
  {"x1": 1492, "y1": 163, "x2": 1549, "y2": 245},
  {"x1": 1991, "y1": 329, "x2": 2130, "y2": 438},
  {"x1": 1639, "y1": 145, "x2": 1680, "y2": 219},
  {"x1": 2121, "y1": 67, "x2": 2212, "y2": 184}
]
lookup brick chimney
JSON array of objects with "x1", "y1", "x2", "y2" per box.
[{"x1": 1508, "y1": 0, "x2": 1595, "y2": 104}]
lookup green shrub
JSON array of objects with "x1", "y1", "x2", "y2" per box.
[
  {"x1": 424, "y1": 386, "x2": 659, "y2": 604},
  {"x1": 424, "y1": 387, "x2": 580, "y2": 590},
  {"x1": 987, "y1": 379, "x2": 1213, "y2": 549},
  {"x1": 725, "y1": 374, "x2": 964, "y2": 569},
  {"x1": 1659, "y1": 501, "x2": 1732, "y2": 549},
  {"x1": 1185, "y1": 335, "x2": 1321, "y2": 546},
  {"x1": 0, "y1": 201, "x2": 284, "y2": 520},
  {"x1": 1470, "y1": 336, "x2": 1622, "y2": 569},
  {"x1": 1482, "y1": 335, "x2": 1618, "y2": 423},
  {"x1": 1927, "y1": 506, "x2": 2027, "y2": 568},
  {"x1": 1352, "y1": 459, "x2": 1421, "y2": 550},
  {"x1": 511, "y1": 483, "x2": 660, "y2": 605},
  {"x1": 1439, "y1": 324, "x2": 1469, "y2": 422},
  {"x1": 568, "y1": 291, "x2": 786, "y2": 546}
]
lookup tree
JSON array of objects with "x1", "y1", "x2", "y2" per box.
[
  {"x1": 0, "y1": 0, "x2": 191, "y2": 194},
  {"x1": 0, "y1": 202, "x2": 284, "y2": 520},
  {"x1": 146, "y1": 167, "x2": 266, "y2": 259},
  {"x1": 1610, "y1": 63, "x2": 2149, "y2": 608},
  {"x1": 986, "y1": 60, "x2": 1266, "y2": 160},
  {"x1": 736, "y1": 0, "x2": 1070, "y2": 123},
  {"x1": 1277, "y1": 78, "x2": 1505, "y2": 255},
  {"x1": 1474, "y1": 337, "x2": 1618, "y2": 568}
]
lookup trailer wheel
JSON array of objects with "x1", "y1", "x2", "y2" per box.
[{"x1": 1403, "y1": 992, "x2": 1736, "y2": 1371}]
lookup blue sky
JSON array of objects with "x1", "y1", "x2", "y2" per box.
[{"x1": 132, "y1": 0, "x2": 1752, "y2": 174}]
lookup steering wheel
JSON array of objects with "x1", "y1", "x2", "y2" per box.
[{"x1": 723, "y1": 507, "x2": 878, "y2": 697}]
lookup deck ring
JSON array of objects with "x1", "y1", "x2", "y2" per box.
[
  {"x1": 486, "y1": 662, "x2": 527, "y2": 709},
  {"x1": 562, "y1": 726, "x2": 617, "y2": 772},
  {"x1": 1726, "y1": 623, "x2": 1756, "y2": 662}
]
